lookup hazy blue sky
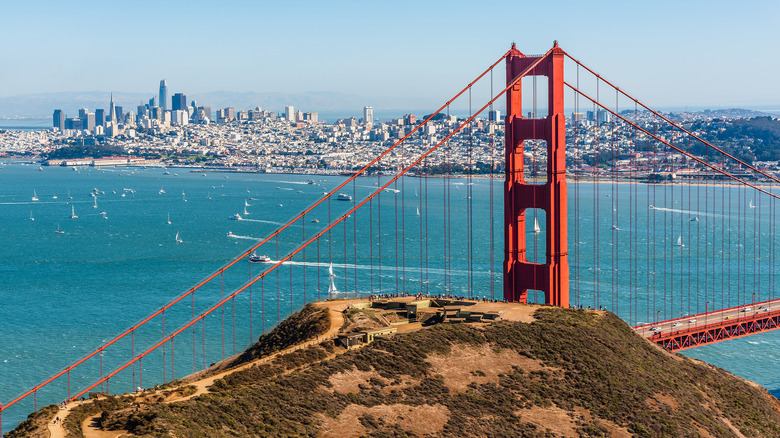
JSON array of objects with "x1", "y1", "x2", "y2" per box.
[{"x1": 1, "y1": 0, "x2": 778, "y2": 109}]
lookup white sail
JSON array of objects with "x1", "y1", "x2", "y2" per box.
[
  {"x1": 328, "y1": 263, "x2": 338, "y2": 296},
  {"x1": 416, "y1": 206, "x2": 420, "y2": 216},
  {"x1": 676, "y1": 235, "x2": 683, "y2": 247},
  {"x1": 533, "y1": 217, "x2": 541, "y2": 233},
  {"x1": 93, "y1": 197, "x2": 98, "y2": 208},
  {"x1": 749, "y1": 199, "x2": 756, "y2": 208},
  {"x1": 167, "y1": 213, "x2": 171, "y2": 224},
  {"x1": 31, "y1": 190, "x2": 38, "y2": 201},
  {"x1": 175, "y1": 231, "x2": 182, "y2": 243},
  {"x1": 70, "y1": 205, "x2": 78, "y2": 219}
]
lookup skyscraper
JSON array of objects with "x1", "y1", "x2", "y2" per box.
[
  {"x1": 109, "y1": 93, "x2": 117, "y2": 124},
  {"x1": 363, "y1": 106, "x2": 373, "y2": 125},
  {"x1": 95, "y1": 109, "x2": 105, "y2": 127},
  {"x1": 284, "y1": 105, "x2": 294, "y2": 121},
  {"x1": 159, "y1": 80, "x2": 168, "y2": 111},
  {"x1": 53, "y1": 109, "x2": 64, "y2": 130},
  {"x1": 171, "y1": 93, "x2": 187, "y2": 112}
]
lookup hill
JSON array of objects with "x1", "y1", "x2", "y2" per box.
[{"x1": 10, "y1": 300, "x2": 780, "y2": 437}]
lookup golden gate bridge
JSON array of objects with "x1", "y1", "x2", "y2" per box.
[{"x1": 2, "y1": 42, "x2": 779, "y2": 432}]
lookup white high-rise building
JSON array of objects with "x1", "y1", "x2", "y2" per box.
[
  {"x1": 363, "y1": 106, "x2": 373, "y2": 126},
  {"x1": 284, "y1": 105, "x2": 295, "y2": 121}
]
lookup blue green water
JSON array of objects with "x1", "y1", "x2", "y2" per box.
[{"x1": 1, "y1": 163, "x2": 780, "y2": 430}]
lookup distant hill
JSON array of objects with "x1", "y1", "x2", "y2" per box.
[{"x1": 14, "y1": 302, "x2": 780, "y2": 437}]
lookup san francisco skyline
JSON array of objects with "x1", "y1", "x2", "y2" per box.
[{"x1": 1, "y1": 0, "x2": 778, "y2": 112}]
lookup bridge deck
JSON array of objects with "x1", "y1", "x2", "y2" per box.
[{"x1": 634, "y1": 298, "x2": 780, "y2": 351}]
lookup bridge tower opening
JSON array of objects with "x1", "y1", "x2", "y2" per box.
[{"x1": 503, "y1": 42, "x2": 569, "y2": 307}]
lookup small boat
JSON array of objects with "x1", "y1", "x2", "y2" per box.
[
  {"x1": 307, "y1": 180, "x2": 316, "y2": 185},
  {"x1": 226, "y1": 231, "x2": 234, "y2": 236},
  {"x1": 749, "y1": 199, "x2": 756, "y2": 208},
  {"x1": 29, "y1": 211, "x2": 34, "y2": 221},
  {"x1": 39, "y1": 166, "x2": 43, "y2": 172},
  {"x1": 675, "y1": 236, "x2": 684, "y2": 247},
  {"x1": 159, "y1": 187, "x2": 166, "y2": 194},
  {"x1": 31, "y1": 190, "x2": 38, "y2": 201},
  {"x1": 175, "y1": 231, "x2": 182, "y2": 243},
  {"x1": 67, "y1": 190, "x2": 72, "y2": 200},
  {"x1": 230, "y1": 213, "x2": 243, "y2": 220},
  {"x1": 249, "y1": 252, "x2": 271, "y2": 263},
  {"x1": 55, "y1": 223, "x2": 64, "y2": 234},
  {"x1": 52, "y1": 194, "x2": 57, "y2": 199},
  {"x1": 167, "y1": 213, "x2": 171, "y2": 224},
  {"x1": 182, "y1": 192, "x2": 187, "y2": 202},
  {"x1": 311, "y1": 218, "x2": 319, "y2": 223},
  {"x1": 93, "y1": 197, "x2": 98, "y2": 208},
  {"x1": 691, "y1": 217, "x2": 699, "y2": 222},
  {"x1": 70, "y1": 205, "x2": 78, "y2": 219},
  {"x1": 533, "y1": 217, "x2": 541, "y2": 233},
  {"x1": 649, "y1": 205, "x2": 655, "y2": 210},
  {"x1": 121, "y1": 193, "x2": 126, "y2": 197},
  {"x1": 612, "y1": 225, "x2": 620, "y2": 231},
  {"x1": 337, "y1": 193, "x2": 352, "y2": 201},
  {"x1": 385, "y1": 188, "x2": 400, "y2": 194}
]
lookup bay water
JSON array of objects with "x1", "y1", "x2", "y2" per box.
[{"x1": 1, "y1": 163, "x2": 779, "y2": 430}]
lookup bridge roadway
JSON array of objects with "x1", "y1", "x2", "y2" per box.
[{"x1": 633, "y1": 298, "x2": 780, "y2": 351}]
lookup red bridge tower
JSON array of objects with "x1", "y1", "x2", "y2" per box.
[{"x1": 503, "y1": 42, "x2": 569, "y2": 307}]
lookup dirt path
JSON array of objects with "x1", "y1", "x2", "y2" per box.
[
  {"x1": 49, "y1": 299, "x2": 354, "y2": 437},
  {"x1": 48, "y1": 401, "x2": 86, "y2": 438}
]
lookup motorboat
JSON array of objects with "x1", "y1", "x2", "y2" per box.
[
  {"x1": 230, "y1": 213, "x2": 243, "y2": 220},
  {"x1": 249, "y1": 253, "x2": 271, "y2": 263},
  {"x1": 337, "y1": 193, "x2": 352, "y2": 201}
]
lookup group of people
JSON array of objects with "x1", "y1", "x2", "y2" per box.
[{"x1": 367, "y1": 292, "x2": 508, "y2": 303}]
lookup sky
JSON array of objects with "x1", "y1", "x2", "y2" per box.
[{"x1": 1, "y1": 0, "x2": 778, "y2": 111}]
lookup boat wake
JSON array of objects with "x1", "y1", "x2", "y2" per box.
[
  {"x1": 649, "y1": 205, "x2": 722, "y2": 218},
  {"x1": 239, "y1": 218, "x2": 284, "y2": 225},
  {"x1": 227, "y1": 233, "x2": 260, "y2": 241}
]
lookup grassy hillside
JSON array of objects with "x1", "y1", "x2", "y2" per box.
[{"x1": 16, "y1": 305, "x2": 780, "y2": 437}]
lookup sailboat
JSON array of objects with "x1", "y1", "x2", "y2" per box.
[
  {"x1": 675, "y1": 236, "x2": 684, "y2": 247},
  {"x1": 416, "y1": 206, "x2": 420, "y2": 216},
  {"x1": 243, "y1": 205, "x2": 249, "y2": 215},
  {"x1": 182, "y1": 192, "x2": 187, "y2": 202},
  {"x1": 31, "y1": 190, "x2": 38, "y2": 201},
  {"x1": 67, "y1": 190, "x2": 72, "y2": 200},
  {"x1": 70, "y1": 205, "x2": 78, "y2": 219},
  {"x1": 533, "y1": 217, "x2": 541, "y2": 233},
  {"x1": 167, "y1": 213, "x2": 171, "y2": 225},
  {"x1": 245, "y1": 199, "x2": 252, "y2": 207},
  {"x1": 175, "y1": 231, "x2": 182, "y2": 243},
  {"x1": 328, "y1": 263, "x2": 339, "y2": 296},
  {"x1": 29, "y1": 210, "x2": 34, "y2": 221},
  {"x1": 749, "y1": 199, "x2": 756, "y2": 208},
  {"x1": 55, "y1": 223, "x2": 64, "y2": 234},
  {"x1": 93, "y1": 197, "x2": 98, "y2": 208},
  {"x1": 159, "y1": 186, "x2": 166, "y2": 194}
]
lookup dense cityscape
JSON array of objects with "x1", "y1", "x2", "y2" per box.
[{"x1": 1, "y1": 79, "x2": 778, "y2": 182}]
